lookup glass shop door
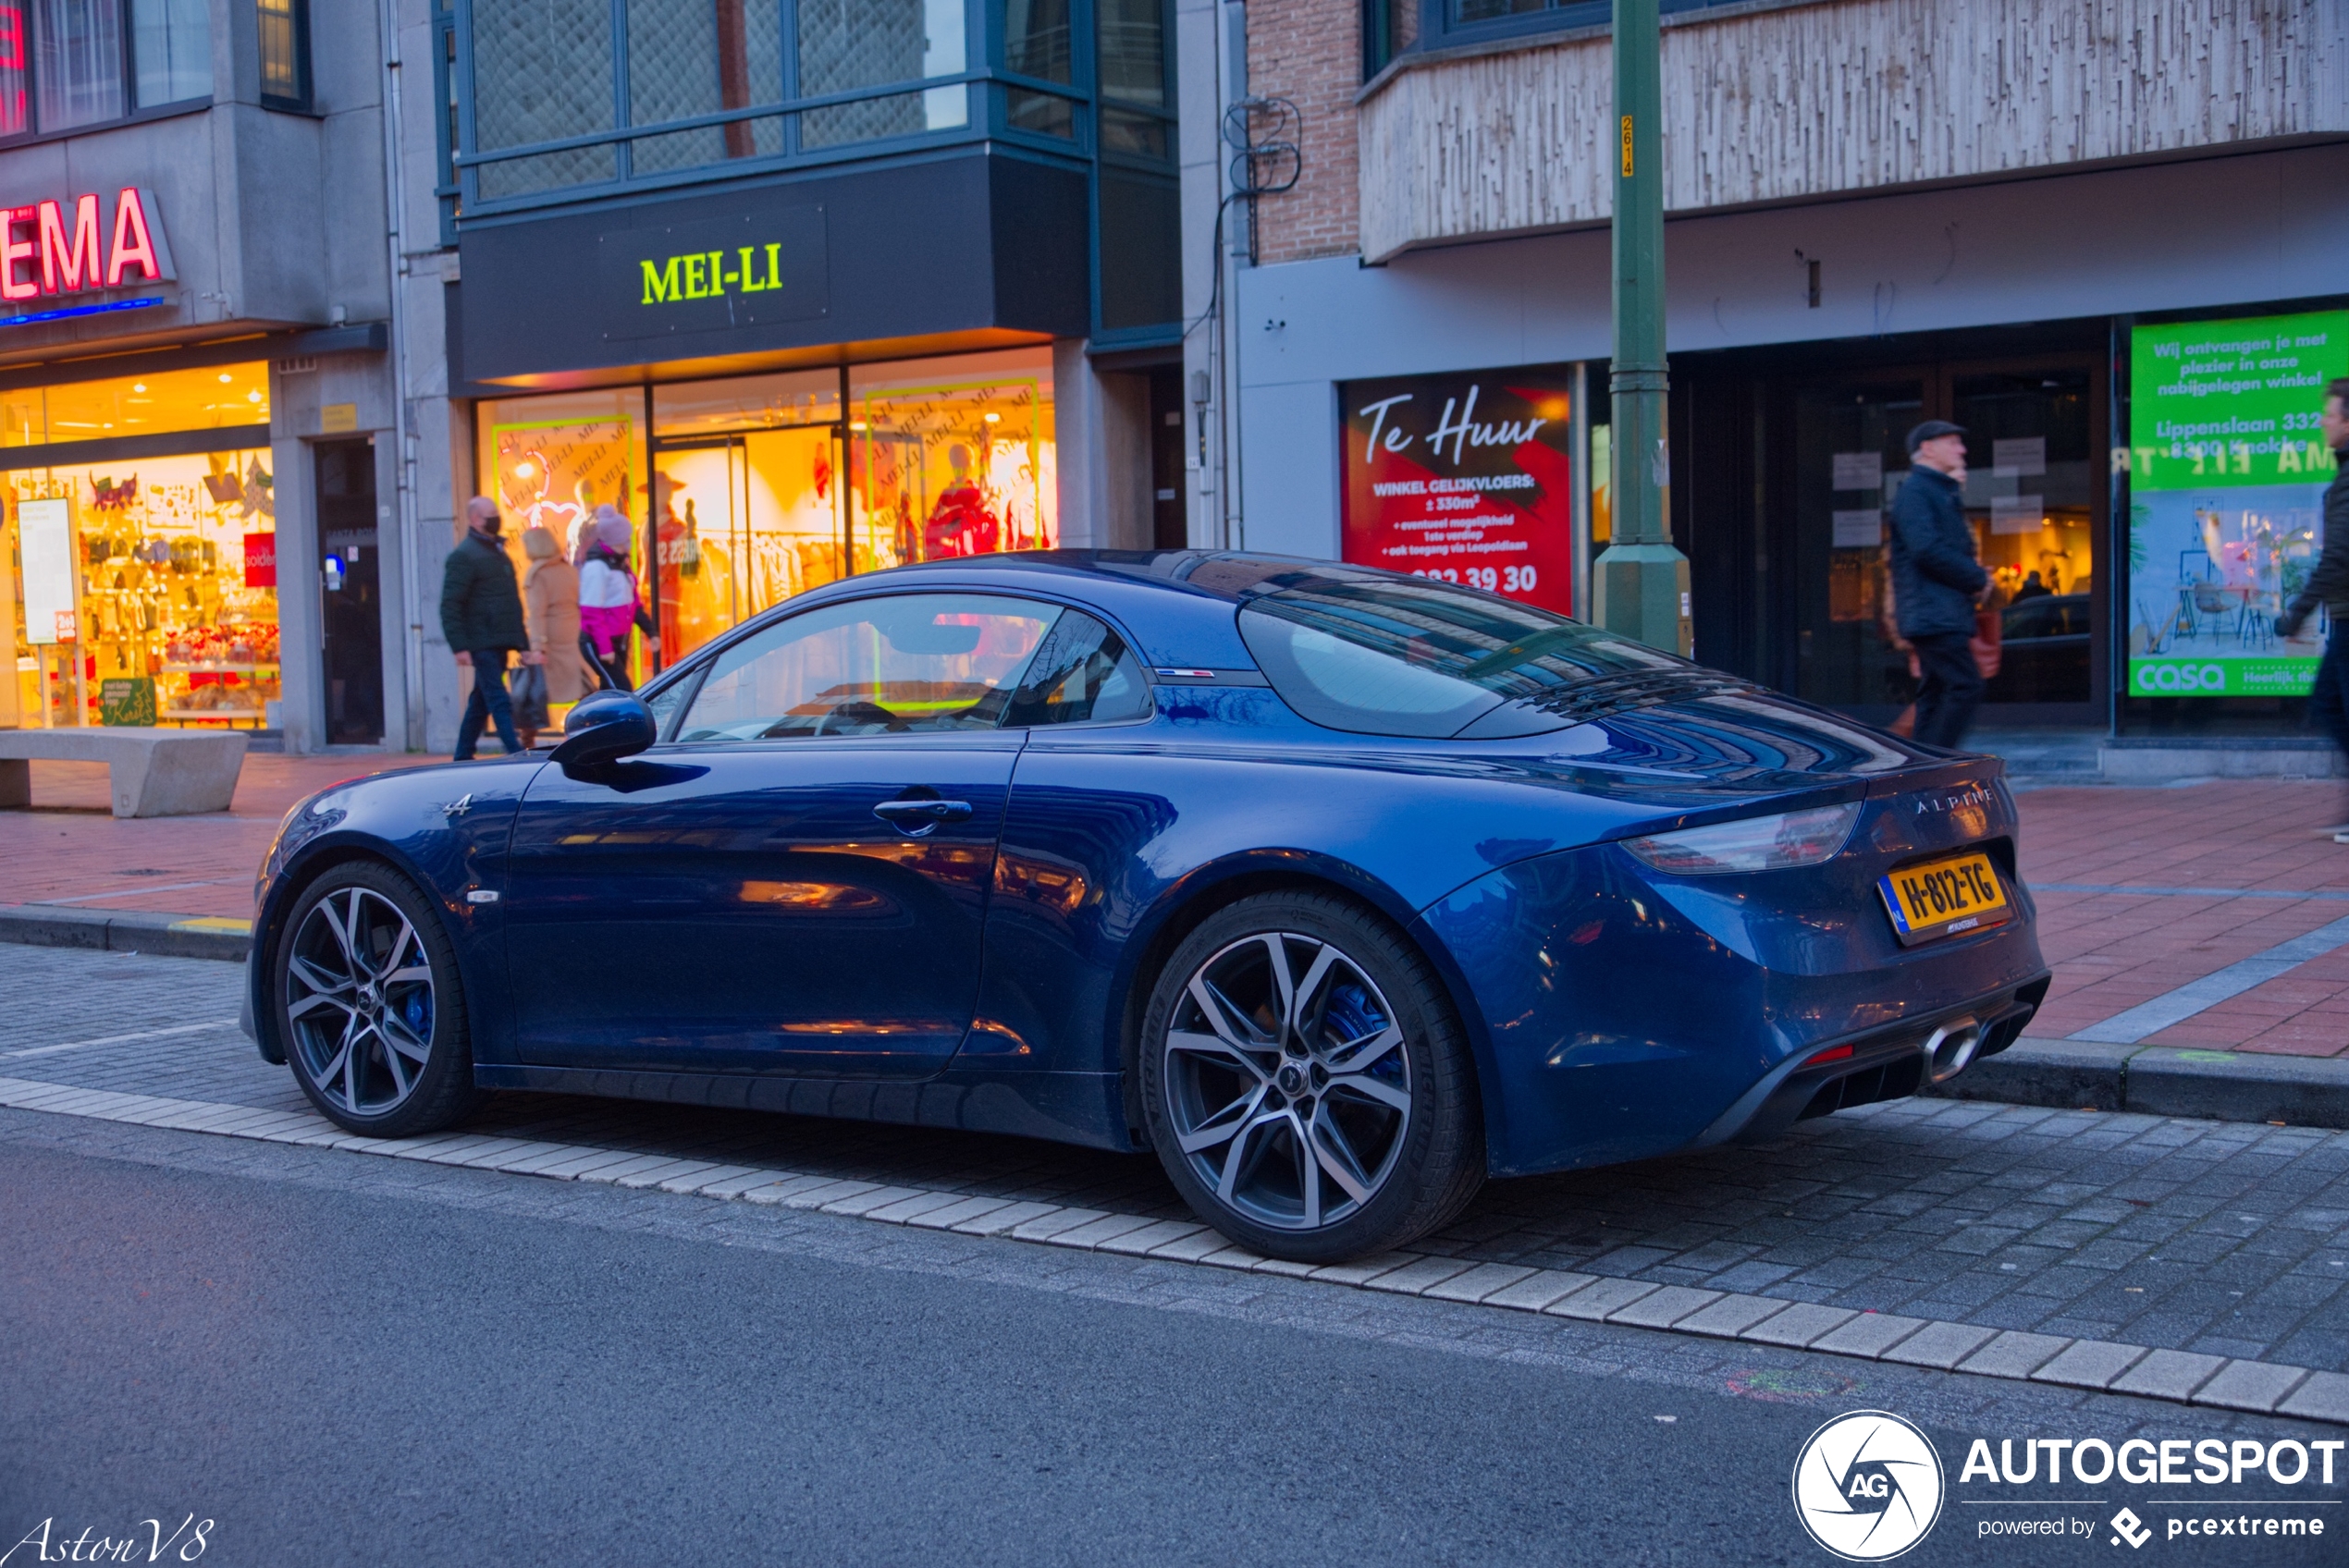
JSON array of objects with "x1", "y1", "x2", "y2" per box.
[
  {"x1": 1789, "y1": 374, "x2": 1925, "y2": 714},
  {"x1": 649, "y1": 423, "x2": 847, "y2": 668}
]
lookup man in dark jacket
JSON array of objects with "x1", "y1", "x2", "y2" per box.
[
  {"x1": 439, "y1": 496, "x2": 537, "y2": 761},
  {"x1": 1888, "y1": 419, "x2": 1989, "y2": 748},
  {"x1": 2278, "y1": 377, "x2": 2349, "y2": 841}
]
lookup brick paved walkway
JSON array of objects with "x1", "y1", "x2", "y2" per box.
[
  {"x1": 2020, "y1": 782, "x2": 2349, "y2": 1056},
  {"x1": 0, "y1": 753, "x2": 447, "y2": 917},
  {"x1": 6, "y1": 943, "x2": 2344, "y2": 1375}
]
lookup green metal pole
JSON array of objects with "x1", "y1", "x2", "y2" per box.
[{"x1": 1592, "y1": 0, "x2": 1691, "y2": 655}]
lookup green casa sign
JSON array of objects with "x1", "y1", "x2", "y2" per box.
[{"x1": 599, "y1": 205, "x2": 829, "y2": 343}]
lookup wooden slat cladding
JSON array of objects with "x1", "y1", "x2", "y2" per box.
[{"x1": 1357, "y1": 0, "x2": 2345, "y2": 262}]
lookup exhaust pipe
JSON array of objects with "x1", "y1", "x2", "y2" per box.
[{"x1": 1923, "y1": 1018, "x2": 1982, "y2": 1084}]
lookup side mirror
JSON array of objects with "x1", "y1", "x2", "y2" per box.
[{"x1": 550, "y1": 690, "x2": 656, "y2": 773}]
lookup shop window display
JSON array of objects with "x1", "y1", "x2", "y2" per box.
[
  {"x1": 633, "y1": 349, "x2": 1055, "y2": 668},
  {"x1": 9, "y1": 447, "x2": 279, "y2": 729},
  {"x1": 848, "y1": 349, "x2": 1056, "y2": 568},
  {"x1": 477, "y1": 387, "x2": 648, "y2": 681}
]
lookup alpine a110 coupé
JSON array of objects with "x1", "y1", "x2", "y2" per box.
[{"x1": 244, "y1": 552, "x2": 2048, "y2": 1261}]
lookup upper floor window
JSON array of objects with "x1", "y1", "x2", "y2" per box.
[
  {"x1": 257, "y1": 0, "x2": 311, "y2": 113},
  {"x1": 1095, "y1": 0, "x2": 1166, "y2": 160},
  {"x1": 1369, "y1": 0, "x2": 1753, "y2": 80},
  {"x1": 0, "y1": 0, "x2": 210, "y2": 137},
  {"x1": 461, "y1": 1, "x2": 1202, "y2": 210}
]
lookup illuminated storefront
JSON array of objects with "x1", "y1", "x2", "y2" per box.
[
  {"x1": 473, "y1": 348, "x2": 1061, "y2": 675},
  {"x1": 5, "y1": 363, "x2": 279, "y2": 730}
]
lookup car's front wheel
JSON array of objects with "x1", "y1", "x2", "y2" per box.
[
  {"x1": 277, "y1": 862, "x2": 480, "y2": 1137},
  {"x1": 1138, "y1": 891, "x2": 1484, "y2": 1263}
]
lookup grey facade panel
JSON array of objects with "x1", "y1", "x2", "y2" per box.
[{"x1": 455, "y1": 151, "x2": 1089, "y2": 386}]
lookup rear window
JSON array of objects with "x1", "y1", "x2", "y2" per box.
[{"x1": 1236, "y1": 570, "x2": 1706, "y2": 739}]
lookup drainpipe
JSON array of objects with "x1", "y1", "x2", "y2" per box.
[{"x1": 377, "y1": 0, "x2": 426, "y2": 751}]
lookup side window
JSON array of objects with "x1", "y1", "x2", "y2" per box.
[
  {"x1": 1004, "y1": 612, "x2": 1154, "y2": 727},
  {"x1": 677, "y1": 594, "x2": 1062, "y2": 742}
]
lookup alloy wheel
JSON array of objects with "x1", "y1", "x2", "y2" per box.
[
  {"x1": 285, "y1": 887, "x2": 437, "y2": 1118},
  {"x1": 1162, "y1": 932, "x2": 1413, "y2": 1231}
]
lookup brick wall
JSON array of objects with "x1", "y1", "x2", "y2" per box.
[{"x1": 1248, "y1": 0, "x2": 1362, "y2": 264}]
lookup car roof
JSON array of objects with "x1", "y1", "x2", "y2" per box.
[{"x1": 760, "y1": 550, "x2": 1371, "y2": 672}]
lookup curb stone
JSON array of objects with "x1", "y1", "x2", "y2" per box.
[
  {"x1": 0, "y1": 1072, "x2": 2341, "y2": 1427},
  {"x1": 1934, "y1": 1035, "x2": 2349, "y2": 1130},
  {"x1": 0, "y1": 904, "x2": 252, "y2": 962}
]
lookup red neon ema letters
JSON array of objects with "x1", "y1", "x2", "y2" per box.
[{"x1": 2, "y1": 189, "x2": 173, "y2": 302}]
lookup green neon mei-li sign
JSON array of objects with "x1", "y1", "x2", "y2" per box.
[{"x1": 598, "y1": 205, "x2": 828, "y2": 342}]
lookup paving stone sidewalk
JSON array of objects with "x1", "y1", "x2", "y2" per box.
[{"x1": 6, "y1": 943, "x2": 2344, "y2": 1378}]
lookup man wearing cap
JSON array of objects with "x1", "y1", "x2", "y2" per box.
[{"x1": 1888, "y1": 420, "x2": 1988, "y2": 748}]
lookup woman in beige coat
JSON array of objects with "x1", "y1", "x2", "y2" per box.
[{"x1": 520, "y1": 527, "x2": 590, "y2": 747}]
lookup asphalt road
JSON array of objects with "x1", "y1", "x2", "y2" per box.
[{"x1": 2, "y1": 1123, "x2": 2337, "y2": 1568}]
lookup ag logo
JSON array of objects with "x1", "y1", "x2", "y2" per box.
[{"x1": 1791, "y1": 1410, "x2": 1946, "y2": 1561}]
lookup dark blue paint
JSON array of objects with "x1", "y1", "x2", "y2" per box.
[{"x1": 247, "y1": 552, "x2": 2048, "y2": 1176}]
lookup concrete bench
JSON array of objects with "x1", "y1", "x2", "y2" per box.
[{"x1": 0, "y1": 727, "x2": 249, "y2": 817}]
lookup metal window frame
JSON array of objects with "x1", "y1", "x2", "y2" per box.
[
  {"x1": 452, "y1": 0, "x2": 1093, "y2": 219},
  {"x1": 0, "y1": 0, "x2": 218, "y2": 146},
  {"x1": 256, "y1": 0, "x2": 314, "y2": 115}
]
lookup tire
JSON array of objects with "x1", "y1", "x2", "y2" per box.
[
  {"x1": 1138, "y1": 890, "x2": 1485, "y2": 1263},
  {"x1": 277, "y1": 861, "x2": 482, "y2": 1138}
]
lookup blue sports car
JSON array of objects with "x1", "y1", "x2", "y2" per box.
[{"x1": 244, "y1": 553, "x2": 2048, "y2": 1262}]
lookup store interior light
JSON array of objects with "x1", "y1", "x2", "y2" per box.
[
  {"x1": 132, "y1": 383, "x2": 145, "y2": 393},
  {"x1": 983, "y1": 411, "x2": 1001, "y2": 424},
  {"x1": 246, "y1": 390, "x2": 262, "y2": 403},
  {"x1": 218, "y1": 372, "x2": 232, "y2": 383}
]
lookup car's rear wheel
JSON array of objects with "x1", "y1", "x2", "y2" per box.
[
  {"x1": 1138, "y1": 891, "x2": 1484, "y2": 1263},
  {"x1": 277, "y1": 862, "x2": 480, "y2": 1137}
]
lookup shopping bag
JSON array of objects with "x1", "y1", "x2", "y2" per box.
[{"x1": 511, "y1": 662, "x2": 550, "y2": 730}]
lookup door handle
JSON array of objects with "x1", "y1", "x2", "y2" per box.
[{"x1": 873, "y1": 797, "x2": 974, "y2": 834}]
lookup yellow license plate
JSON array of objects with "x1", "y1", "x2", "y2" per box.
[{"x1": 1877, "y1": 851, "x2": 2011, "y2": 946}]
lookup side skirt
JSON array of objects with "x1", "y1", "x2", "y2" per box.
[{"x1": 472, "y1": 1062, "x2": 1138, "y2": 1153}]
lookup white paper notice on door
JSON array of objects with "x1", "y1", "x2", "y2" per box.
[
  {"x1": 1991, "y1": 436, "x2": 2047, "y2": 477},
  {"x1": 18, "y1": 497, "x2": 75, "y2": 645},
  {"x1": 1991, "y1": 495, "x2": 2045, "y2": 534},
  {"x1": 1832, "y1": 509, "x2": 1884, "y2": 548},
  {"x1": 1831, "y1": 452, "x2": 1884, "y2": 492}
]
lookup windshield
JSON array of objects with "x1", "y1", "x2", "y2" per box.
[{"x1": 1237, "y1": 570, "x2": 1734, "y2": 738}]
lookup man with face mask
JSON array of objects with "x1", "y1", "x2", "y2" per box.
[{"x1": 439, "y1": 495, "x2": 538, "y2": 760}]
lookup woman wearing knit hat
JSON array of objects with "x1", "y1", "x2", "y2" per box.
[{"x1": 577, "y1": 506, "x2": 658, "y2": 690}]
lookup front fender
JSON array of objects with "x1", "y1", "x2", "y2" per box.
[{"x1": 247, "y1": 758, "x2": 542, "y2": 1071}]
